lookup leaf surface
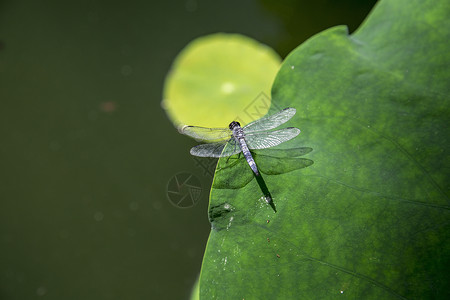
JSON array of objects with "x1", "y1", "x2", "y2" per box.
[
  {"x1": 199, "y1": 0, "x2": 450, "y2": 299},
  {"x1": 163, "y1": 33, "x2": 281, "y2": 128}
]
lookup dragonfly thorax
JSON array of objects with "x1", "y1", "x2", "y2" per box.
[{"x1": 228, "y1": 121, "x2": 241, "y2": 130}]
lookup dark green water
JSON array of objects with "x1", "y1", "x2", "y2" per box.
[{"x1": 0, "y1": 0, "x2": 376, "y2": 299}]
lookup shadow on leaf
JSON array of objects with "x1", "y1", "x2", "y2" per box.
[{"x1": 213, "y1": 147, "x2": 314, "y2": 189}]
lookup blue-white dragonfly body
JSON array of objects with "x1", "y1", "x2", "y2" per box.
[{"x1": 181, "y1": 107, "x2": 300, "y2": 176}]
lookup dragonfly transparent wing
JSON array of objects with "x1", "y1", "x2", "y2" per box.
[
  {"x1": 245, "y1": 127, "x2": 300, "y2": 149},
  {"x1": 181, "y1": 125, "x2": 232, "y2": 142},
  {"x1": 190, "y1": 138, "x2": 242, "y2": 157},
  {"x1": 243, "y1": 107, "x2": 297, "y2": 133}
]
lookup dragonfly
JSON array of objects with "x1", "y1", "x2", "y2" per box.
[{"x1": 180, "y1": 107, "x2": 300, "y2": 176}]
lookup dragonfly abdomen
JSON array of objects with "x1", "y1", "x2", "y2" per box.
[
  {"x1": 231, "y1": 124, "x2": 260, "y2": 176},
  {"x1": 238, "y1": 137, "x2": 259, "y2": 176}
]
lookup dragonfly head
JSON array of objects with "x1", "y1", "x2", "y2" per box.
[{"x1": 228, "y1": 121, "x2": 241, "y2": 130}]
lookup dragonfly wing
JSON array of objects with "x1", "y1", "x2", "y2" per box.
[
  {"x1": 245, "y1": 127, "x2": 300, "y2": 149},
  {"x1": 190, "y1": 139, "x2": 241, "y2": 157},
  {"x1": 243, "y1": 107, "x2": 297, "y2": 133},
  {"x1": 221, "y1": 138, "x2": 243, "y2": 157},
  {"x1": 181, "y1": 126, "x2": 232, "y2": 142}
]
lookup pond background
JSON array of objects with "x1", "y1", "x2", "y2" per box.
[{"x1": 0, "y1": 0, "x2": 376, "y2": 299}]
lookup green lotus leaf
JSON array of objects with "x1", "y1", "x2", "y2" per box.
[
  {"x1": 199, "y1": 0, "x2": 450, "y2": 299},
  {"x1": 163, "y1": 33, "x2": 281, "y2": 128}
]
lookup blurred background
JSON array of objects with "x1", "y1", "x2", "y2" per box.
[{"x1": 0, "y1": 0, "x2": 376, "y2": 299}]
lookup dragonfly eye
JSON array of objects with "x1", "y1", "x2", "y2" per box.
[{"x1": 229, "y1": 121, "x2": 241, "y2": 130}]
